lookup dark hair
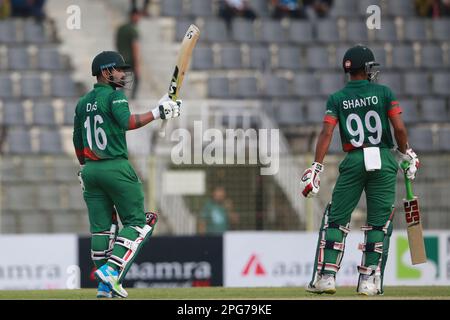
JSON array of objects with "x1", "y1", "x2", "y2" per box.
[
  {"x1": 130, "y1": 8, "x2": 140, "y2": 16},
  {"x1": 349, "y1": 68, "x2": 365, "y2": 76}
]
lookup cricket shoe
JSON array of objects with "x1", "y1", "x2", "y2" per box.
[
  {"x1": 94, "y1": 264, "x2": 128, "y2": 298},
  {"x1": 357, "y1": 275, "x2": 379, "y2": 296},
  {"x1": 96, "y1": 282, "x2": 112, "y2": 299},
  {"x1": 306, "y1": 274, "x2": 336, "y2": 294}
]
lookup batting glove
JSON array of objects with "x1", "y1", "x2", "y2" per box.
[
  {"x1": 301, "y1": 162, "x2": 323, "y2": 198},
  {"x1": 397, "y1": 148, "x2": 420, "y2": 180},
  {"x1": 152, "y1": 100, "x2": 181, "y2": 120}
]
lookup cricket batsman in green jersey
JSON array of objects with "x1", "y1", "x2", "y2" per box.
[
  {"x1": 73, "y1": 51, "x2": 182, "y2": 298},
  {"x1": 301, "y1": 45, "x2": 420, "y2": 295}
]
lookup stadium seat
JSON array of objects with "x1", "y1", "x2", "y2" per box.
[
  {"x1": 19, "y1": 211, "x2": 51, "y2": 233},
  {"x1": 408, "y1": 127, "x2": 436, "y2": 152},
  {"x1": 235, "y1": 77, "x2": 259, "y2": 98},
  {"x1": 330, "y1": 0, "x2": 358, "y2": 17},
  {"x1": 3, "y1": 101, "x2": 26, "y2": 125},
  {"x1": 260, "y1": 20, "x2": 287, "y2": 43},
  {"x1": 0, "y1": 211, "x2": 18, "y2": 233},
  {"x1": 188, "y1": 0, "x2": 213, "y2": 17},
  {"x1": 202, "y1": 19, "x2": 228, "y2": 42},
  {"x1": 306, "y1": 46, "x2": 330, "y2": 70},
  {"x1": 374, "y1": 19, "x2": 397, "y2": 41},
  {"x1": 431, "y1": 19, "x2": 450, "y2": 41},
  {"x1": 208, "y1": 77, "x2": 230, "y2": 98},
  {"x1": 32, "y1": 101, "x2": 56, "y2": 125},
  {"x1": 53, "y1": 157, "x2": 78, "y2": 182},
  {"x1": 22, "y1": 157, "x2": 49, "y2": 181},
  {"x1": 52, "y1": 211, "x2": 83, "y2": 233},
  {"x1": 6, "y1": 128, "x2": 32, "y2": 154},
  {"x1": 175, "y1": 19, "x2": 196, "y2": 41},
  {"x1": 250, "y1": 0, "x2": 270, "y2": 17},
  {"x1": 24, "y1": 20, "x2": 48, "y2": 43},
  {"x1": 438, "y1": 128, "x2": 450, "y2": 151},
  {"x1": 264, "y1": 75, "x2": 290, "y2": 98},
  {"x1": 21, "y1": 73, "x2": 44, "y2": 97},
  {"x1": 329, "y1": 128, "x2": 342, "y2": 154},
  {"x1": 278, "y1": 46, "x2": 301, "y2": 70},
  {"x1": 404, "y1": 19, "x2": 428, "y2": 41},
  {"x1": 293, "y1": 73, "x2": 320, "y2": 97},
  {"x1": 319, "y1": 72, "x2": 345, "y2": 95},
  {"x1": 39, "y1": 128, "x2": 63, "y2": 154},
  {"x1": 3, "y1": 185, "x2": 36, "y2": 210},
  {"x1": 248, "y1": 46, "x2": 271, "y2": 70},
  {"x1": 231, "y1": 19, "x2": 256, "y2": 43},
  {"x1": 377, "y1": 72, "x2": 403, "y2": 96},
  {"x1": 346, "y1": 20, "x2": 369, "y2": 42},
  {"x1": 161, "y1": 0, "x2": 184, "y2": 17},
  {"x1": 67, "y1": 184, "x2": 85, "y2": 210},
  {"x1": 0, "y1": 19, "x2": 18, "y2": 43},
  {"x1": 404, "y1": 72, "x2": 430, "y2": 96},
  {"x1": 316, "y1": 19, "x2": 339, "y2": 42},
  {"x1": 220, "y1": 44, "x2": 242, "y2": 69},
  {"x1": 371, "y1": 45, "x2": 387, "y2": 68},
  {"x1": 432, "y1": 72, "x2": 450, "y2": 95},
  {"x1": 192, "y1": 46, "x2": 214, "y2": 70},
  {"x1": 391, "y1": 45, "x2": 415, "y2": 69},
  {"x1": 51, "y1": 74, "x2": 77, "y2": 97},
  {"x1": 38, "y1": 47, "x2": 64, "y2": 70},
  {"x1": 398, "y1": 99, "x2": 419, "y2": 124},
  {"x1": 421, "y1": 44, "x2": 444, "y2": 69},
  {"x1": 304, "y1": 99, "x2": 326, "y2": 123},
  {"x1": 288, "y1": 21, "x2": 313, "y2": 44},
  {"x1": 63, "y1": 100, "x2": 77, "y2": 125},
  {"x1": 37, "y1": 185, "x2": 62, "y2": 210},
  {"x1": 8, "y1": 46, "x2": 30, "y2": 70},
  {"x1": 0, "y1": 73, "x2": 13, "y2": 98},
  {"x1": 277, "y1": 101, "x2": 305, "y2": 126},
  {"x1": 421, "y1": 98, "x2": 448, "y2": 122},
  {"x1": 386, "y1": 0, "x2": 415, "y2": 16},
  {"x1": 0, "y1": 157, "x2": 22, "y2": 182}
]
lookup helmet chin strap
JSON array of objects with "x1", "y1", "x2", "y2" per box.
[{"x1": 101, "y1": 67, "x2": 133, "y2": 89}]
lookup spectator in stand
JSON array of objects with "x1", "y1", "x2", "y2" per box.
[
  {"x1": 0, "y1": 0, "x2": 11, "y2": 19},
  {"x1": 218, "y1": 0, "x2": 257, "y2": 31},
  {"x1": 304, "y1": 0, "x2": 333, "y2": 19},
  {"x1": 116, "y1": 8, "x2": 142, "y2": 99},
  {"x1": 198, "y1": 186, "x2": 239, "y2": 234},
  {"x1": 271, "y1": 0, "x2": 307, "y2": 19},
  {"x1": 415, "y1": 0, "x2": 450, "y2": 17},
  {"x1": 10, "y1": 0, "x2": 45, "y2": 21},
  {"x1": 131, "y1": 0, "x2": 150, "y2": 17}
]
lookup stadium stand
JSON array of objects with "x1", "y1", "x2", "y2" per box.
[{"x1": 1, "y1": 0, "x2": 449, "y2": 234}]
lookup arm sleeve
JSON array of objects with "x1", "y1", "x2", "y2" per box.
[
  {"x1": 72, "y1": 102, "x2": 85, "y2": 165},
  {"x1": 109, "y1": 90, "x2": 132, "y2": 130},
  {"x1": 323, "y1": 95, "x2": 338, "y2": 125},
  {"x1": 385, "y1": 86, "x2": 402, "y2": 118}
]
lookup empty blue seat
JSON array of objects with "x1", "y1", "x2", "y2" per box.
[
  {"x1": 208, "y1": 77, "x2": 230, "y2": 98},
  {"x1": 235, "y1": 77, "x2": 259, "y2": 98},
  {"x1": 220, "y1": 45, "x2": 242, "y2": 69},
  {"x1": 192, "y1": 46, "x2": 214, "y2": 70},
  {"x1": 3, "y1": 101, "x2": 26, "y2": 125},
  {"x1": 277, "y1": 101, "x2": 305, "y2": 125},
  {"x1": 21, "y1": 74, "x2": 44, "y2": 97},
  {"x1": 278, "y1": 46, "x2": 301, "y2": 70},
  {"x1": 0, "y1": 73, "x2": 13, "y2": 98},
  {"x1": 39, "y1": 128, "x2": 63, "y2": 154},
  {"x1": 404, "y1": 72, "x2": 430, "y2": 96},
  {"x1": 305, "y1": 99, "x2": 326, "y2": 123},
  {"x1": 8, "y1": 47, "x2": 29, "y2": 70},
  {"x1": 421, "y1": 98, "x2": 448, "y2": 122},
  {"x1": 288, "y1": 21, "x2": 313, "y2": 44},
  {"x1": 33, "y1": 101, "x2": 56, "y2": 125},
  {"x1": 432, "y1": 72, "x2": 450, "y2": 95},
  {"x1": 248, "y1": 46, "x2": 271, "y2": 70},
  {"x1": 51, "y1": 74, "x2": 77, "y2": 97},
  {"x1": 6, "y1": 128, "x2": 32, "y2": 154}
]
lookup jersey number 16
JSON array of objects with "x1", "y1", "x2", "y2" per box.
[{"x1": 84, "y1": 115, "x2": 107, "y2": 150}]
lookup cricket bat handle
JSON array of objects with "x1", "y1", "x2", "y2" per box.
[{"x1": 400, "y1": 161, "x2": 414, "y2": 200}]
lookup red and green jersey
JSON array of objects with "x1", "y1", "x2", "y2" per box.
[
  {"x1": 73, "y1": 83, "x2": 132, "y2": 162},
  {"x1": 324, "y1": 80, "x2": 402, "y2": 152}
]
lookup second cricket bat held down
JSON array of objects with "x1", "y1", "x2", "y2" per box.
[
  {"x1": 159, "y1": 24, "x2": 200, "y2": 138},
  {"x1": 401, "y1": 161, "x2": 427, "y2": 265}
]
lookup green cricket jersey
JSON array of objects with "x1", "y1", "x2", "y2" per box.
[
  {"x1": 73, "y1": 83, "x2": 131, "y2": 161},
  {"x1": 324, "y1": 80, "x2": 402, "y2": 152}
]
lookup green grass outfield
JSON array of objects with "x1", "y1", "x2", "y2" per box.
[{"x1": 0, "y1": 286, "x2": 449, "y2": 300}]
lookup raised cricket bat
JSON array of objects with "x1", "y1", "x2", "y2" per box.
[
  {"x1": 159, "y1": 24, "x2": 200, "y2": 138},
  {"x1": 401, "y1": 161, "x2": 427, "y2": 265}
]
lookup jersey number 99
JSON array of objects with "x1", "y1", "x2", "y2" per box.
[{"x1": 346, "y1": 111, "x2": 382, "y2": 148}]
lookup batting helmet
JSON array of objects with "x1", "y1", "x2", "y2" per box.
[
  {"x1": 91, "y1": 51, "x2": 131, "y2": 76},
  {"x1": 342, "y1": 45, "x2": 379, "y2": 81}
]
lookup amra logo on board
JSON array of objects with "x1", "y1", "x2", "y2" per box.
[{"x1": 396, "y1": 236, "x2": 439, "y2": 279}]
